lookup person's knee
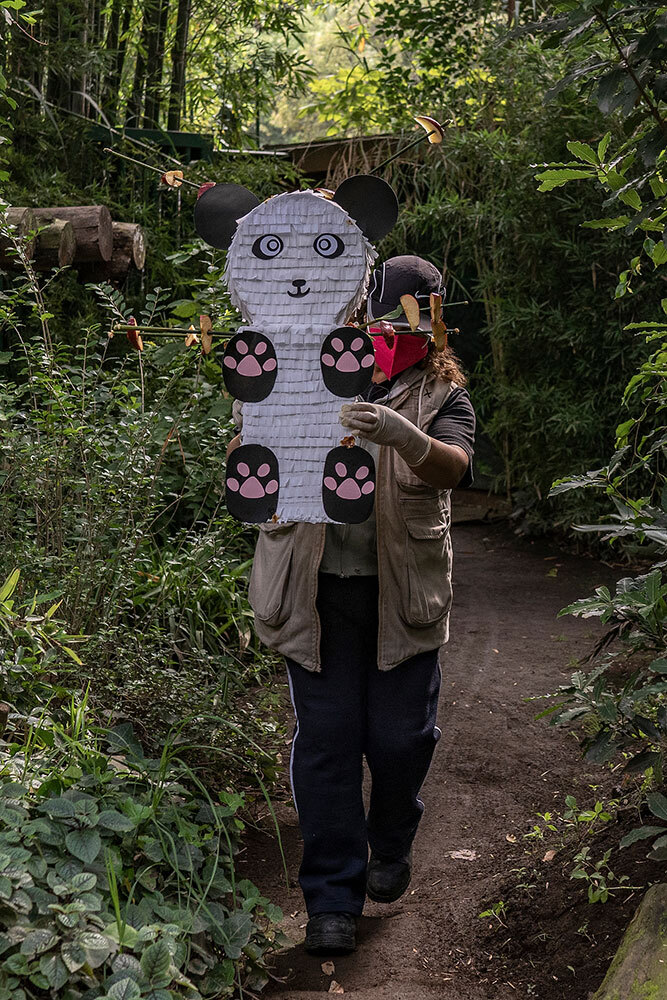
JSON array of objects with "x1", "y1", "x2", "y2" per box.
[{"x1": 366, "y1": 724, "x2": 440, "y2": 769}]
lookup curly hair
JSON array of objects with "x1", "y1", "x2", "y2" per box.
[{"x1": 420, "y1": 342, "x2": 468, "y2": 387}]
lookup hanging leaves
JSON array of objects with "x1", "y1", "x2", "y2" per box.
[
  {"x1": 126, "y1": 317, "x2": 143, "y2": 352},
  {"x1": 200, "y1": 315, "x2": 213, "y2": 355},
  {"x1": 399, "y1": 294, "x2": 420, "y2": 331},
  {"x1": 430, "y1": 292, "x2": 448, "y2": 351},
  {"x1": 161, "y1": 170, "x2": 184, "y2": 189},
  {"x1": 414, "y1": 114, "x2": 444, "y2": 144}
]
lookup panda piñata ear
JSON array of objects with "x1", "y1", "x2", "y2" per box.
[
  {"x1": 194, "y1": 183, "x2": 261, "y2": 250},
  {"x1": 333, "y1": 175, "x2": 398, "y2": 243}
]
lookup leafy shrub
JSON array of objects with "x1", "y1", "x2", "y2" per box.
[{"x1": 0, "y1": 715, "x2": 282, "y2": 1000}]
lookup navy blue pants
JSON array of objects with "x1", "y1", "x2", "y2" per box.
[{"x1": 286, "y1": 573, "x2": 441, "y2": 916}]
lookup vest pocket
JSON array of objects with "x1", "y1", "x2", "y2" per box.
[
  {"x1": 399, "y1": 496, "x2": 451, "y2": 627},
  {"x1": 248, "y1": 522, "x2": 296, "y2": 627}
]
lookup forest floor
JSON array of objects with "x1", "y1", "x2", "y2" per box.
[{"x1": 238, "y1": 511, "x2": 664, "y2": 1000}]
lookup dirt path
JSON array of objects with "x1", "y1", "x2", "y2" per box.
[{"x1": 240, "y1": 521, "x2": 639, "y2": 1000}]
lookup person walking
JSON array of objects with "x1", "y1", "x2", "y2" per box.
[{"x1": 231, "y1": 255, "x2": 475, "y2": 955}]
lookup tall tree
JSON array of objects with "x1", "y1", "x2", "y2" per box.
[
  {"x1": 143, "y1": 0, "x2": 169, "y2": 127},
  {"x1": 167, "y1": 0, "x2": 190, "y2": 130},
  {"x1": 103, "y1": 0, "x2": 133, "y2": 122}
]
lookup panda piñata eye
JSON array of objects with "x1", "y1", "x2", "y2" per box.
[
  {"x1": 314, "y1": 233, "x2": 344, "y2": 258},
  {"x1": 252, "y1": 235, "x2": 284, "y2": 259}
]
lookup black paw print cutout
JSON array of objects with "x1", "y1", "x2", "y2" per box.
[
  {"x1": 223, "y1": 332, "x2": 278, "y2": 402},
  {"x1": 322, "y1": 446, "x2": 376, "y2": 523},
  {"x1": 226, "y1": 445, "x2": 279, "y2": 522},
  {"x1": 320, "y1": 327, "x2": 374, "y2": 397}
]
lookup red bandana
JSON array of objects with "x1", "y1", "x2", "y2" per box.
[{"x1": 370, "y1": 325, "x2": 429, "y2": 379}]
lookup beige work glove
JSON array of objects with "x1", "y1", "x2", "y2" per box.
[{"x1": 340, "y1": 402, "x2": 432, "y2": 467}]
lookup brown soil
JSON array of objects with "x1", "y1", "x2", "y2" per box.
[{"x1": 238, "y1": 521, "x2": 665, "y2": 1000}]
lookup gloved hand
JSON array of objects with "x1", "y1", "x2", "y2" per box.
[{"x1": 340, "y1": 402, "x2": 432, "y2": 467}]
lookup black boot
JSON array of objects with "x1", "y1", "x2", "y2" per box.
[
  {"x1": 366, "y1": 850, "x2": 412, "y2": 903},
  {"x1": 304, "y1": 912, "x2": 357, "y2": 955}
]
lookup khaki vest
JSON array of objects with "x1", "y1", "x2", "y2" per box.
[{"x1": 248, "y1": 369, "x2": 455, "y2": 671}]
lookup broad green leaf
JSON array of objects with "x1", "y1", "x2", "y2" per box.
[
  {"x1": 61, "y1": 940, "x2": 86, "y2": 972},
  {"x1": 71, "y1": 871, "x2": 97, "y2": 892},
  {"x1": 650, "y1": 658, "x2": 667, "y2": 674},
  {"x1": 98, "y1": 810, "x2": 135, "y2": 832},
  {"x1": 217, "y1": 912, "x2": 253, "y2": 959},
  {"x1": 41, "y1": 797, "x2": 75, "y2": 819},
  {"x1": 140, "y1": 940, "x2": 171, "y2": 986},
  {"x1": 39, "y1": 955, "x2": 69, "y2": 990},
  {"x1": 582, "y1": 216, "x2": 629, "y2": 230},
  {"x1": 78, "y1": 930, "x2": 113, "y2": 968},
  {"x1": 535, "y1": 167, "x2": 595, "y2": 192},
  {"x1": 107, "y1": 979, "x2": 141, "y2": 1000},
  {"x1": 619, "y1": 188, "x2": 642, "y2": 211},
  {"x1": 647, "y1": 792, "x2": 667, "y2": 821},
  {"x1": 20, "y1": 929, "x2": 58, "y2": 957},
  {"x1": 567, "y1": 140, "x2": 598, "y2": 164},
  {"x1": 39, "y1": 953, "x2": 68, "y2": 990},
  {"x1": 597, "y1": 132, "x2": 611, "y2": 161},
  {"x1": 620, "y1": 825, "x2": 666, "y2": 847},
  {"x1": 104, "y1": 922, "x2": 139, "y2": 948},
  {"x1": 3, "y1": 952, "x2": 29, "y2": 974},
  {"x1": 65, "y1": 828, "x2": 102, "y2": 864},
  {"x1": 651, "y1": 241, "x2": 667, "y2": 267}
]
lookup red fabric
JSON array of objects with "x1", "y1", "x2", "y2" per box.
[{"x1": 370, "y1": 326, "x2": 429, "y2": 379}]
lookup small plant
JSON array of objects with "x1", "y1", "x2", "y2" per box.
[
  {"x1": 524, "y1": 794, "x2": 616, "y2": 846},
  {"x1": 569, "y1": 847, "x2": 636, "y2": 904},
  {"x1": 478, "y1": 900, "x2": 507, "y2": 926}
]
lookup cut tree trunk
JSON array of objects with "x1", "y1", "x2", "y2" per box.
[
  {"x1": 112, "y1": 222, "x2": 146, "y2": 272},
  {"x1": 592, "y1": 883, "x2": 667, "y2": 999},
  {"x1": 33, "y1": 219, "x2": 77, "y2": 270},
  {"x1": 79, "y1": 222, "x2": 146, "y2": 283},
  {"x1": 32, "y1": 206, "x2": 113, "y2": 262},
  {"x1": 0, "y1": 207, "x2": 36, "y2": 265}
]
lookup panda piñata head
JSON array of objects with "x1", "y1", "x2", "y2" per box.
[{"x1": 193, "y1": 176, "x2": 399, "y2": 327}]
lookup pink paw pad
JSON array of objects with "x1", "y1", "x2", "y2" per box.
[
  {"x1": 320, "y1": 327, "x2": 374, "y2": 398},
  {"x1": 226, "y1": 444, "x2": 279, "y2": 523},
  {"x1": 324, "y1": 462, "x2": 375, "y2": 500},
  {"x1": 223, "y1": 331, "x2": 278, "y2": 402},
  {"x1": 322, "y1": 445, "x2": 376, "y2": 524}
]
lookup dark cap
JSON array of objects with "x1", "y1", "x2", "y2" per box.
[{"x1": 367, "y1": 255, "x2": 445, "y2": 326}]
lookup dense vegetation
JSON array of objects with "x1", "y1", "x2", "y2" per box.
[{"x1": 1, "y1": 0, "x2": 666, "y2": 995}]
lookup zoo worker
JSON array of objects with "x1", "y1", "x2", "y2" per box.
[{"x1": 229, "y1": 255, "x2": 475, "y2": 956}]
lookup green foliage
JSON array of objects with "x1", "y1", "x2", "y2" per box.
[
  {"x1": 524, "y1": 794, "x2": 616, "y2": 847},
  {"x1": 0, "y1": 711, "x2": 282, "y2": 999},
  {"x1": 0, "y1": 568, "x2": 84, "y2": 719},
  {"x1": 569, "y1": 846, "x2": 631, "y2": 904}
]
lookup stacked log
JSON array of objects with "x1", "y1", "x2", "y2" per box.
[
  {"x1": 0, "y1": 205, "x2": 146, "y2": 283},
  {"x1": 32, "y1": 219, "x2": 76, "y2": 271},
  {"x1": 80, "y1": 222, "x2": 146, "y2": 283},
  {"x1": 33, "y1": 206, "x2": 113, "y2": 263}
]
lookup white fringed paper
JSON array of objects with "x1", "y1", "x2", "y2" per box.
[{"x1": 225, "y1": 190, "x2": 377, "y2": 523}]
